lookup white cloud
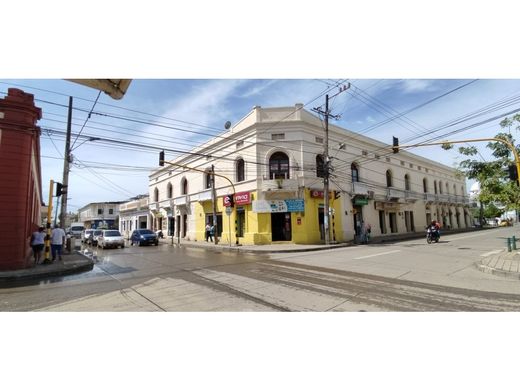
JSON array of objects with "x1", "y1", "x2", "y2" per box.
[{"x1": 400, "y1": 79, "x2": 437, "y2": 93}]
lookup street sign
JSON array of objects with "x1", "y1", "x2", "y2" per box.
[{"x1": 225, "y1": 206, "x2": 233, "y2": 216}]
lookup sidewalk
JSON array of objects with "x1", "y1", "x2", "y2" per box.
[
  {"x1": 0, "y1": 251, "x2": 94, "y2": 283},
  {"x1": 477, "y1": 249, "x2": 520, "y2": 280}
]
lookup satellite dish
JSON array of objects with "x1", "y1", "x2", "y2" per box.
[{"x1": 224, "y1": 121, "x2": 232, "y2": 130}]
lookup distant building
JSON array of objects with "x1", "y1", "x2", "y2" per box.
[
  {"x1": 118, "y1": 195, "x2": 150, "y2": 238},
  {"x1": 78, "y1": 202, "x2": 124, "y2": 229},
  {"x1": 0, "y1": 89, "x2": 43, "y2": 270}
]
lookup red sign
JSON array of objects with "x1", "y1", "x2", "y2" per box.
[
  {"x1": 223, "y1": 191, "x2": 251, "y2": 206},
  {"x1": 310, "y1": 190, "x2": 332, "y2": 199}
]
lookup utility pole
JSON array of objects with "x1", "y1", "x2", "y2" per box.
[
  {"x1": 313, "y1": 83, "x2": 350, "y2": 245},
  {"x1": 60, "y1": 96, "x2": 73, "y2": 228},
  {"x1": 211, "y1": 164, "x2": 219, "y2": 244}
]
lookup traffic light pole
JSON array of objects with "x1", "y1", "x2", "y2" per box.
[
  {"x1": 43, "y1": 180, "x2": 54, "y2": 265},
  {"x1": 399, "y1": 137, "x2": 520, "y2": 183},
  {"x1": 159, "y1": 155, "x2": 237, "y2": 245},
  {"x1": 59, "y1": 96, "x2": 73, "y2": 228}
]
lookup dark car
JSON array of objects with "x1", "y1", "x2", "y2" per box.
[{"x1": 130, "y1": 229, "x2": 159, "y2": 246}]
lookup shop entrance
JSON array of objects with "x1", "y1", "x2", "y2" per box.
[
  {"x1": 353, "y1": 206, "x2": 363, "y2": 237},
  {"x1": 318, "y1": 207, "x2": 324, "y2": 240},
  {"x1": 271, "y1": 212, "x2": 291, "y2": 241}
]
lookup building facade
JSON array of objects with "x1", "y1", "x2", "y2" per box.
[
  {"x1": 0, "y1": 89, "x2": 43, "y2": 270},
  {"x1": 149, "y1": 105, "x2": 470, "y2": 245},
  {"x1": 118, "y1": 195, "x2": 151, "y2": 238},
  {"x1": 78, "y1": 202, "x2": 124, "y2": 229}
]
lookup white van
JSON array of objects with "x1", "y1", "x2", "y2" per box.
[{"x1": 69, "y1": 222, "x2": 85, "y2": 239}]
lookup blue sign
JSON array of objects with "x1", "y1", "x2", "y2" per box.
[{"x1": 285, "y1": 199, "x2": 305, "y2": 212}]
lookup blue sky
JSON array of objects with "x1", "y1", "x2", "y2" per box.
[{"x1": 2, "y1": 78, "x2": 520, "y2": 211}]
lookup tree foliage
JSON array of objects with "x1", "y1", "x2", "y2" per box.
[{"x1": 456, "y1": 116, "x2": 520, "y2": 212}]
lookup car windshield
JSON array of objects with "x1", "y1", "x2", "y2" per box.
[
  {"x1": 93, "y1": 230, "x2": 103, "y2": 236},
  {"x1": 71, "y1": 226, "x2": 84, "y2": 231},
  {"x1": 138, "y1": 229, "x2": 154, "y2": 235},
  {"x1": 105, "y1": 231, "x2": 121, "y2": 237}
]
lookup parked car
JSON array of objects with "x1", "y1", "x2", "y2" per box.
[
  {"x1": 97, "y1": 230, "x2": 125, "y2": 249},
  {"x1": 81, "y1": 229, "x2": 93, "y2": 243},
  {"x1": 89, "y1": 229, "x2": 103, "y2": 245},
  {"x1": 130, "y1": 229, "x2": 159, "y2": 246}
]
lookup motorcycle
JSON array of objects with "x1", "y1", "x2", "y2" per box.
[
  {"x1": 156, "y1": 230, "x2": 164, "y2": 239},
  {"x1": 426, "y1": 227, "x2": 440, "y2": 244}
]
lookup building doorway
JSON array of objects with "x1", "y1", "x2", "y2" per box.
[
  {"x1": 353, "y1": 206, "x2": 363, "y2": 238},
  {"x1": 318, "y1": 207, "x2": 324, "y2": 240},
  {"x1": 168, "y1": 216, "x2": 174, "y2": 236},
  {"x1": 237, "y1": 208, "x2": 245, "y2": 237},
  {"x1": 182, "y1": 215, "x2": 187, "y2": 237},
  {"x1": 404, "y1": 211, "x2": 415, "y2": 232},
  {"x1": 272, "y1": 212, "x2": 291, "y2": 241}
]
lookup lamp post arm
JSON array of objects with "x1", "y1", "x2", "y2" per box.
[{"x1": 159, "y1": 160, "x2": 235, "y2": 194}]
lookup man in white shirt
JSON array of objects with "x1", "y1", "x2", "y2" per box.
[{"x1": 50, "y1": 225, "x2": 66, "y2": 261}]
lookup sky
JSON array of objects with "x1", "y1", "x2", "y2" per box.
[{"x1": 1, "y1": 78, "x2": 520, "y2": 212}]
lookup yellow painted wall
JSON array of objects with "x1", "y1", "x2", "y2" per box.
[{"x1": 192, "y1": 190, "x2": 343, "y2": 245}]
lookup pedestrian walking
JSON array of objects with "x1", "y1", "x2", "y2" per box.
[
  {"x1": 209, "y1": 224, "x2": 215, "y2": 242},
  {"x1": 50, "y1": 225, "x2": 66, "y2": 261},
  {"x1": 360, "y1": 220, "x2": 368, "y2": 244},
  {"x1": 30, "y1": 226, "x2": 46, "y2": 264},
  {"x1": 205, "y1": 223, "x2": 213, "y2": 242}
]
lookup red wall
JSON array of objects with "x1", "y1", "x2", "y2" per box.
[{"x1": 0, "y1": 88, "x2": 42, "y2": 270}]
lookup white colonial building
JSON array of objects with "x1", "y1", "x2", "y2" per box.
[
  {"x1": 78, "y1": 201, "x2": 124, "y2": 230},
  {"x1": 148, "y1": 104, "x2": 471, "y2": 245},
  {"x1": 118, "y1": 195, "x2": 151, "y2": 239}
]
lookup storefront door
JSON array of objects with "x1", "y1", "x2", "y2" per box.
[{"x1": 272, "y1": 212, "x2": 291, "y2": 241}]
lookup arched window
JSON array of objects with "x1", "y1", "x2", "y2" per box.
[
  {"x1": 423, "y1": 178, "x2": 428, "y2": 193},
  {"x1": 167, "y1": 183, "x2": 173, "y2": 198},
  {"x1": 439, "y1": 180, "x2": 443, "y2": 194},
  {"x1": 316, "y1": 154, "x2": 325, "y2": 178},
  {"x1": 181, "y1": 178, "x2": 188, "y2": 195},
  {"x1": 446, "y1": 182, "x2": 449, "y2": 194},
  {"x1": 453, "y1": 184, "x2": 457, "y2": 195},
  {"x1": 404, "y1": 174, "x2": 411, "y2": 191},
  {"x1": 434, "y1": 180, "x2": 438, "y2": 194},
  {"x1": 386, "y1": 170, "x2": 393, "y2": 187},
  {"x1": 269, "y1": 152, "x2": 290, "y2": 179},
  {"x1": 204, "y1": 170, "x2": 212, "y2": 189},
  {"x1": 236, "y1": 158, "x2": 245, "y2": 182},
  {"x1": 154, "y1": 187, "x2": 159, "y2": 202},
  {"x1": 351, "y1": 163, "x2": 359, "y2": 182},
  {"x1": 461, "y1": 186, "x2": 464, "y2": 196}
]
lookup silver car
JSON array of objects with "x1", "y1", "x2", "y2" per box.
[{"x1": 97, "y1": 230, "x2": 125, "y2": 249}]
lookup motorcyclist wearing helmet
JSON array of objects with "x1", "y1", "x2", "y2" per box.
[{"x1": 429, "y1": 220, "x2": 441, "y2": 240}]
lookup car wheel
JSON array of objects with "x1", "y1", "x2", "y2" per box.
[
  {"x1": 121, "y1": 244, "x2": 125, "y2": 248},
  {"x1": 155, "y1": 241, "x2": 159, "y2": 246}
]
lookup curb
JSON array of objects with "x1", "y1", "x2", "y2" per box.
[
  {"x1": 0, "y1": 251, "x2": 94, "y2": 283},
  {"x1": 170, "y1": 242, "x2": 353, "y2": 254},
  {"x1": 475, "y1": 263, "x2": 520, "y2": 280}
]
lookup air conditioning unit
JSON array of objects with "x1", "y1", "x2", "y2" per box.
[{"x1": 368, "y1": 191, "x2": 375, "y2": 200}]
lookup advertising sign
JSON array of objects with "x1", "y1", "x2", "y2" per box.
[
  {"x1": 223, "y1": 192, "x2": 252, "y2": 207},
  {"x1": 252, "y1": 199, "x2": 305, "y2": 213}
]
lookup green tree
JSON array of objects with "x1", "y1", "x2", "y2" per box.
[{"x1": 454, "y1": 115, "x2": 520, "y2": 216}]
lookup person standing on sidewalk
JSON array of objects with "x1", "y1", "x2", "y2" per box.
[
  {"x1": 50, "y1": 225, "x2": 66, "y2": 261},
  {"x1": 30, "y1": 226, "x2": 46, "y2": 264},
  {"x1": 205, "y1": 223, "x2": 213, "y2": 242}
]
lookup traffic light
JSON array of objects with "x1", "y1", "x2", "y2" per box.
[
  {"x1": 56, "y1": 182, "x2": 67, "y2": 196},
  {"x1": 392, "y1": 136, "x2": 399, "y2": 154},
  {"x1": 159, "y1": 150, "x2": 165, "y2": 166},
  {"x1": 225, "y1": 194, "x2": 235, "y2": 207},
  {"x1": 508, "y1": 164, "x2": 519, "y2": 185}
]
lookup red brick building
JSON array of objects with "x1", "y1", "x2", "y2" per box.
[{"x1": 0, "y1": 88, "x2": 43, "y2": 270}]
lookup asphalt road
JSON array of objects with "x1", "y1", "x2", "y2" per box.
[{"x1": 2, "y1": 227, "x2": 520, "y2": 311}]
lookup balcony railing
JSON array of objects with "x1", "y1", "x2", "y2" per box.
[
  {"x1": 259, "y1": 178, "x2": 299, "y2": 192},
  {"x1": 386, "y1": 187, "x2": 405, "y2": 200},
  {"x1": 351, "y1": 181, "x2": 369, "y2": 196},
  {"x1": 404, "y1": 190, "x2": 422, "y2": 201},
  {"x1": 423, "y1": 193, "x2": 437, "y2": 202}
]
